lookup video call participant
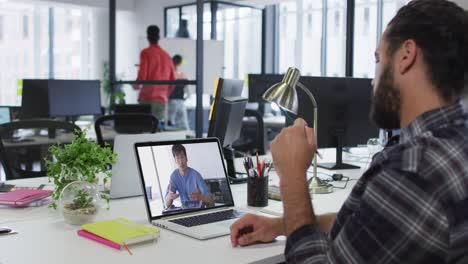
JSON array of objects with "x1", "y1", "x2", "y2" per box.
[{"x1": 165, "y1": 144, "x2": 214, "y2": 209}]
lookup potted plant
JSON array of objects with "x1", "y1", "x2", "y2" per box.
[{"x1": 46, "y1": 130, "x2": 117, "y2": 220}]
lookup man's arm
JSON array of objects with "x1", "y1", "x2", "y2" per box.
[
  {"x1": 196, "y1": 174, "x2": 214, "y2": 206},
  {"x1": 188, "y1": 172, "x2": 214, "y2": 206},
  {"x1": 281, "y1": 171, "x2": 316, "y2": 235},
  {"x1": 271, "y1": 119, "x2": 448, "y2": 263},
  {"x1": 316, "y1": 213, "x2": 336, "y2": 233},
  {"x1": 165, "y1": 182, "x2": 179, "y2": 208},
  {"x1": 270, "y1": 119, "x2": 317, "y2": 236},
  {"x1": 230, "y1": 213, "x2": 336, "y2": 247},
  {"x1": 284, "y1": 167, "x2": 448, "y2": 263}
]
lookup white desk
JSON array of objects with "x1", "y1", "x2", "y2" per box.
[{"x1": 0, "y1": 149, "x2": 370, "y2": 264}]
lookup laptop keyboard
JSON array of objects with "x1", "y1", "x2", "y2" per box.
[{"x1": 169, "y1": 209, "x2": 244, "y2": 227}]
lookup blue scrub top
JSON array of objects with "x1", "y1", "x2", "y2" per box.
[{"x1": 166, "y1": 167, "x2": 211, "y2": 205}]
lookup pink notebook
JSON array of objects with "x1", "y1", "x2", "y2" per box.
[
  {"x1": 77, "y1": 230, "x2": 121, "y2": 250},
  {"x1": 0, "y1": 189, "x2": 52, "y2": 207}
]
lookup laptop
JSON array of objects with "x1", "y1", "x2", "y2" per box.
[
  {"x1": 110, "y1": 132, "x2": 186, "y2": 199},
  {"x1": 134, "y1": 138, "x2": 245, "y2": 240}
]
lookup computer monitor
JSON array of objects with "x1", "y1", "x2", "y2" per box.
[
  {"x1": 208, "y1": 78, "x2": 244, "y2": 137},
  {"x1": 113, "y1": 104, "x2": 153, "y2": 133},
  {"x1": 248, "y1": 74, "x2": 379, "y2": 169},
  {"x1": 0, "y1": 106, "x2": 11, "y2": 124},
  {"x1": 211, "y1": 97, "x2": 248, "y2": 183},
  {"x1": 208, "y1": 78, "x2": 246, "y2": 183},
  {"x1": 114, "y1": 104, "x2": 151, "y2": 114},
  {"x1": 248, "y1": 74, "x2": 282, "y2": 103},
  {"x1": 210, "y1": 97, "x2": 247, "y2": 148},
  {"x1": 298, "y1": 76, "x2": 379, "y2": 169},
  {"x1": 48, "y1": 80, "x2": 101, "y2": 117},
  {"x1": 21, "y1": 79, "x2": 50, "y2": 119}
]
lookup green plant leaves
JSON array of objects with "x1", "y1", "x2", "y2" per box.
[{"x1": 46, "y1": 129, "x2": 117, "y2": 209}]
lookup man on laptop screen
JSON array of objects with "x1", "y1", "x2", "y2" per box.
[
  {"x1": 137, "y1": 139, "x2": 234, "y2": 222},
  {"x1": 165, "y1": 144, "x2": 214, "y2": 210}
]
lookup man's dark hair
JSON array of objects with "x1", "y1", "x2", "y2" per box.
[
  {"x1": 172, "y1": 144, "x2": 187, "y2": 158},
  {"x1": 173, "y1": 55, "x2": 183, "y2": 66},
  {"x1": 147, "y1": 25, "x2": 160, "y2": 44},
  {"x1": 385, "y1": 0, "x2": 468, "y2": 101}
]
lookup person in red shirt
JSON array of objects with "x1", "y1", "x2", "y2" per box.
[{"x1": 134, "y1": 25, "x2": 175, "y2": 123}]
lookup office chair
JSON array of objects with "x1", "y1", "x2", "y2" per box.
[
  {"x1": 94, "y1": 113, "x2": 159, "y2": 148},
  {"x1": 232, "y1": 109, "x2": 267, "y2": 155},
  {"x1": 0, "y1": 119, "x2": 81, "y2": 180}
]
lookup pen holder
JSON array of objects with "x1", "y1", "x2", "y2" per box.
[{"x1": 247, "y1": 176, "x2": 269, "y2": 207}]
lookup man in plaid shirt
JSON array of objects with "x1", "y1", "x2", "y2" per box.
[{"x1": 230, "y1": 0, "x2": 468, "y2": 263}]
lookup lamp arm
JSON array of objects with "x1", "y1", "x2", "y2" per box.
[
  {"x1": 296, "y1": 82, "x2": 318, "y2": 137},
  {"x1": 297, "y1": 82, "x2": 318, "y2": 189},
  {"x1": 297, "y1": 82, "x2": 317, "y2": 109}
]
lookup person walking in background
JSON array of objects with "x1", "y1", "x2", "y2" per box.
[
  {"x1": 134, "y1": 25, "x2": 175, "y2": 124},
  {"x1": 168, "y1": 54, "x2": 190, "y2": 130}
]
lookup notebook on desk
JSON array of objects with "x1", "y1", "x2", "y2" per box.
[
  {"x1": 0, "y1": 189, "x2": 52, "y2": 207},
  {"x1": 134, "y1": 138, "x2": 245, "y2": 240}
]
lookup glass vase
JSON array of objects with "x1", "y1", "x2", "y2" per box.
[{"x1": 59, "y1": 181, "x2": 101, "y2": 225}]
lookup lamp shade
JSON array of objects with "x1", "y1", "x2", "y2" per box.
[{"x1": 262, "y1": 67, "x2": 300, "y2": 114}]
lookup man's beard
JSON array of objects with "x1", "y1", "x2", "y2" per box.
[{"x1": 369, "y1": 64, "x2": 401, "y2": 129}]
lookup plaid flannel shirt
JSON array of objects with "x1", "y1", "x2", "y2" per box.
[{"x1": 285, "y1": 102, "x2": 468, "y2": 263}]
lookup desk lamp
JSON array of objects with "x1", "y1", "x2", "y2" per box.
[{"x1": 262, "y1": 67, "x2": 333, "y2": 194}]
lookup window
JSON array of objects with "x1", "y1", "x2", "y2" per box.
[
  {"x1": 278, "y1": 0, "x2": 346, "y2": 77},
  {"x1": 363, "y1": 7, "x2": 370, "y2": 35},
  {"x1": 382, "y1": 0, "x2": 408, "y2": 29},
  {"x1": 0, "y1": 15, "x2": 4, "y2": 41},
  {"x1": 166, "y1": 8, "x2": 179, "y2": 38},
  {"x1": 164, "y1": 2, "x2": 262, "y2": 80},
  {"x1": 0, "y1": 3, "x2": 48, "y2": 106},
  {"x1": 180, "y1": 3, "x2": 212, "y2": 40},
  {"x1": 278, "y1": 1, "x2": 297, "y2": 74},
  {"x1": 353, "y1": 0, "x2": 408, "y2": 78},
  {"x1": 302, "y1": 0, "x2": 322, "y2": 76},
  {"x1": 0, "y1": 2, "x2": 99, "y2": 106},
  {"x1": 306, "y1": 13, "x2": 313, "y2": 36},
  {"x1": 23, "y1": 15, "x2": 28, "y2": 39},
  {"x1": 326, "y1": 0, "x2": 346, "y2": 77},
  {"x1": 353, "y1": 0, "x2": 377, "y2": 78},
  {"x1": 53, "y1": 7, "x2": 98, "y2": 80}
]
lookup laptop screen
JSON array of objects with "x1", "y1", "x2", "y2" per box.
[
  {"x1": 135, "y1": 138, "x2": 235, "y2": 220},
  {"x1": 0, "y1": 107, "x2": 11, "y2": 124}
]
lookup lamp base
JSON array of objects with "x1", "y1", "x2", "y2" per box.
[{"x1": 309, "y1": 177, "x2": 333, "y2": 194}]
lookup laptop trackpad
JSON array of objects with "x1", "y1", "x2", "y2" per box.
[{"x1": 215, "y1": 219, "x2": 236, "y2": 228}]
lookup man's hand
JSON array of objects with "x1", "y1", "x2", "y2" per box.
[
  {"x1": 271, "y1": 118, "x2": 316, "y2": 183},
  {"x1": 190, "y1": 183, "x2": 202, "y2": 201},
  {"x1": 230, "y1": 214, "x2": 284, "y2": 247},
  {"x1": 166, "y1": 183, "x2": 179, "y2": 205}
]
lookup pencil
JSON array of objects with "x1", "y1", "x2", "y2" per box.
[{"x1": 123, "y1": 243, "x2": 133, "y2": 255}]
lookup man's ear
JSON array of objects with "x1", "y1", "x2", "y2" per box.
[{"x1": 397, "y1": 39, "x2": 417, "y2": 74}]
